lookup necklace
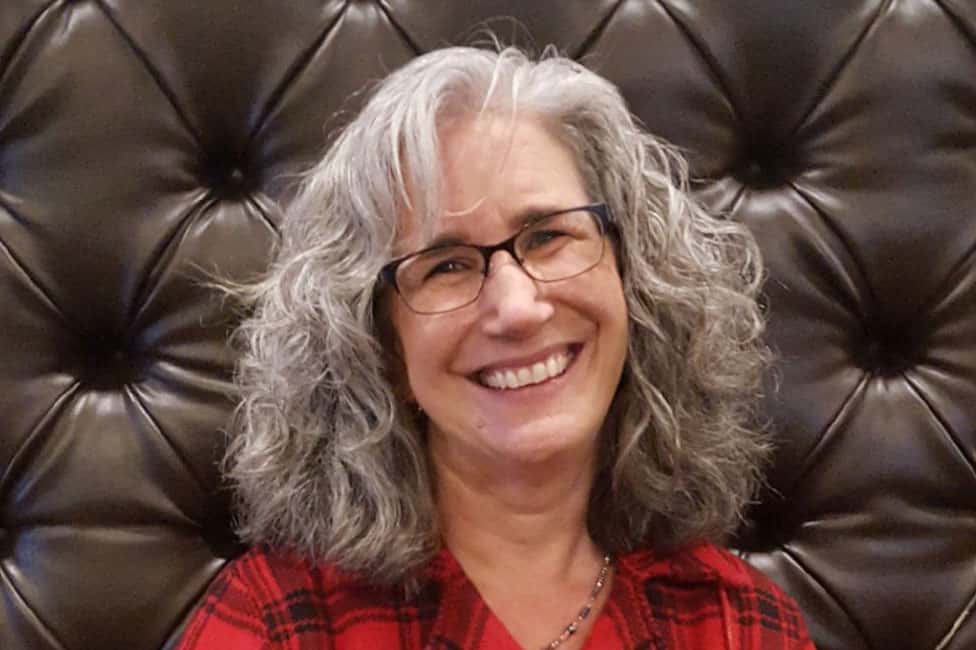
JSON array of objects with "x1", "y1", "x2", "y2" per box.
[{"x1": 541, "y1": 553, "x2": 613, "y2": 650}]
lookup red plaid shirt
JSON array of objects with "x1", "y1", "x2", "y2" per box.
[{"x1": 176, "y1": 543, "x2": 814, "y2": 649}]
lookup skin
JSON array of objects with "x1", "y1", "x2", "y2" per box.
[{"x1": 390, "y1": 113, "x2": 629, "y2": 648}]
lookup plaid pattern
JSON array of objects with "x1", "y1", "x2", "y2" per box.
[{"x1": 176, "y1": 543, "x2": 814, "y2": 649}]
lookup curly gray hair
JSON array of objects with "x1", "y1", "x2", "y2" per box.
[{"x1": 225, "y1": 45, "x2": 770, "y2": 583}]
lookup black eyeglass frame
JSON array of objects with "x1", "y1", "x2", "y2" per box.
[{"x1": 377, "y1": 203, "x2": 615, "y2": 314}]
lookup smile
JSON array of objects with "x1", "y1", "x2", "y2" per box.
[{"x1": 477, "y1": 347, "x2": 576, "y2": 390}]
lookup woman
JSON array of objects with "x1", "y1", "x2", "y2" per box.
[{"x1": 177, "y1": 46, "x2": 814, "y2": 649}]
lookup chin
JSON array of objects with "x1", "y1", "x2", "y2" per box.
[{"x1": 480, "y1": 420, "x2": 601, "y2": 468}]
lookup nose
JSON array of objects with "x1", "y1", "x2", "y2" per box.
[{"x1": 478, "y1": 250, "x2": 554, "y2": 337}]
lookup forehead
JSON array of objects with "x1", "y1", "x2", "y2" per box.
[{"x1": 396, "y1": 114, "x2": 589, "y2": 250}]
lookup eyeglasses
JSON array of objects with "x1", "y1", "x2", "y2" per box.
[{"x1": 378, "y1": 203, "x2": 614, "y2": 314}]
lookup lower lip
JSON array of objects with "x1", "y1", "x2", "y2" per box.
[{"x1": 476, "y1": 345, "x2": 582, "y2": 397}]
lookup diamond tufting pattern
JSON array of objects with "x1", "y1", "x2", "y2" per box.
[{"x1": 0, "y1": 1, "x2": 974, "y2": 649}]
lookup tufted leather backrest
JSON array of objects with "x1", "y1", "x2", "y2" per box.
[{"x1": 1, "y1": 2, "x2": 974, "y2": 649}]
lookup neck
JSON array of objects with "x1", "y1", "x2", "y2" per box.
[
  {"x1": 430, "y1": 436, "x2": 601, "y2": 580},
  {"x1": 429, "y1": 439, "x2": 612, "y2": 650}
]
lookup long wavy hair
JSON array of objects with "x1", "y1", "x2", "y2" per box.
[{"x1": 225, "y1": 45, "x2": 770, "y2": 584}]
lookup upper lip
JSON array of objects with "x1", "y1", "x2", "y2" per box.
[{"x1": 470, "y1": 343, "x2": 578, "y2": 376}]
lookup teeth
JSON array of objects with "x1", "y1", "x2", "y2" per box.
[
  {"x1": 479, "y1": 350, "x2": 573, "y2": 390},
  {"x1": 546, "y1": 356, "x2": 559, "y2": 377},
  {"x1": 531, "y1": 362, "x2": 547, "y2": 383}
]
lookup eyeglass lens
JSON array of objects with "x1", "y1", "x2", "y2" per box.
[{"x1": 396, "y1": 207, "x2": 605, "y2": 314}]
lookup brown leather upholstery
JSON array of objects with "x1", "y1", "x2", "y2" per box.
[{"x1": 1, "y1": 2, "x2": 974, "y2": 648}]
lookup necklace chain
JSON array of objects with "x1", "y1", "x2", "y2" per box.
[{"x1": 541, "y1": 553, "x2": 613, "y2": 650}]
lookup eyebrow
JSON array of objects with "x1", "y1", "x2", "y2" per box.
[{"x1": 423, "y1": 205, "x2": 562, "y2": 250}]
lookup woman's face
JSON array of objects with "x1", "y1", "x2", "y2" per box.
[{"x1": 390, "y1": 115, "x2": 629, "y2": 474}]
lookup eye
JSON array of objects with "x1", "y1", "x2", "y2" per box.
[
  {"x1": 424, "y1": 257, "x2": 475, "y2": 280},
  {"x1": 524, "y1": 229, "x2": 567, "y2": 250}
]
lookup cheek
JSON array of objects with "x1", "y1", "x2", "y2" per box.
[
  {"x1": 391, "y1": 308, "x2": 457, "y2": 401},
  {"x1": 590, "y1": 267, "x2": 630, "y2": 373},
  {"x1": 606, "y1": 255, "x2": 629, "y2": 327},
  {"x1": 401, "y1": 333, "x2": 429, "y2": 389},
  {"x1": 590, "y1": 261, "x2": 628, "y2": 327}
]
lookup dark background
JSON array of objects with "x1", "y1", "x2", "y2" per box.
[{"x1": 1, "y1": 1, "x2": 974, "y2": 648}]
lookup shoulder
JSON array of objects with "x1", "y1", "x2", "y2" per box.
[
  {"x1": 222, "y1": 544, "x2": 339, "y2": 594},
  {"x1": 615, "y1": 543, "x2": 812, "y2": 648},
  {"x1": 222, "y1": 545, "x2": 406, "y2": 616},
  {"x1": 177, "y1": 546, "x2": 407, "y2": 649},
  {"x1": 618, "y1": 542, "x2": 791, "y2": 594}
]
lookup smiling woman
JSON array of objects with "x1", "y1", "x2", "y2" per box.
[
  {"x1": 391, "y1": 115, "x2": 629, "y2": 483},
  {"x1": 175, "y1": 45, "x2": 814, "y2": 650}
]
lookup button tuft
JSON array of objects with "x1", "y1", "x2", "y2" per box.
[
  {"x1": 202, "y1": 153, "x2": 254, "y2": 198},
  {"x1": 81, "y1": 336, "x2": 144, "y2": 387},
  {"x1": 736, "y1": 139, "x2": 794, "y2": 188}
]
